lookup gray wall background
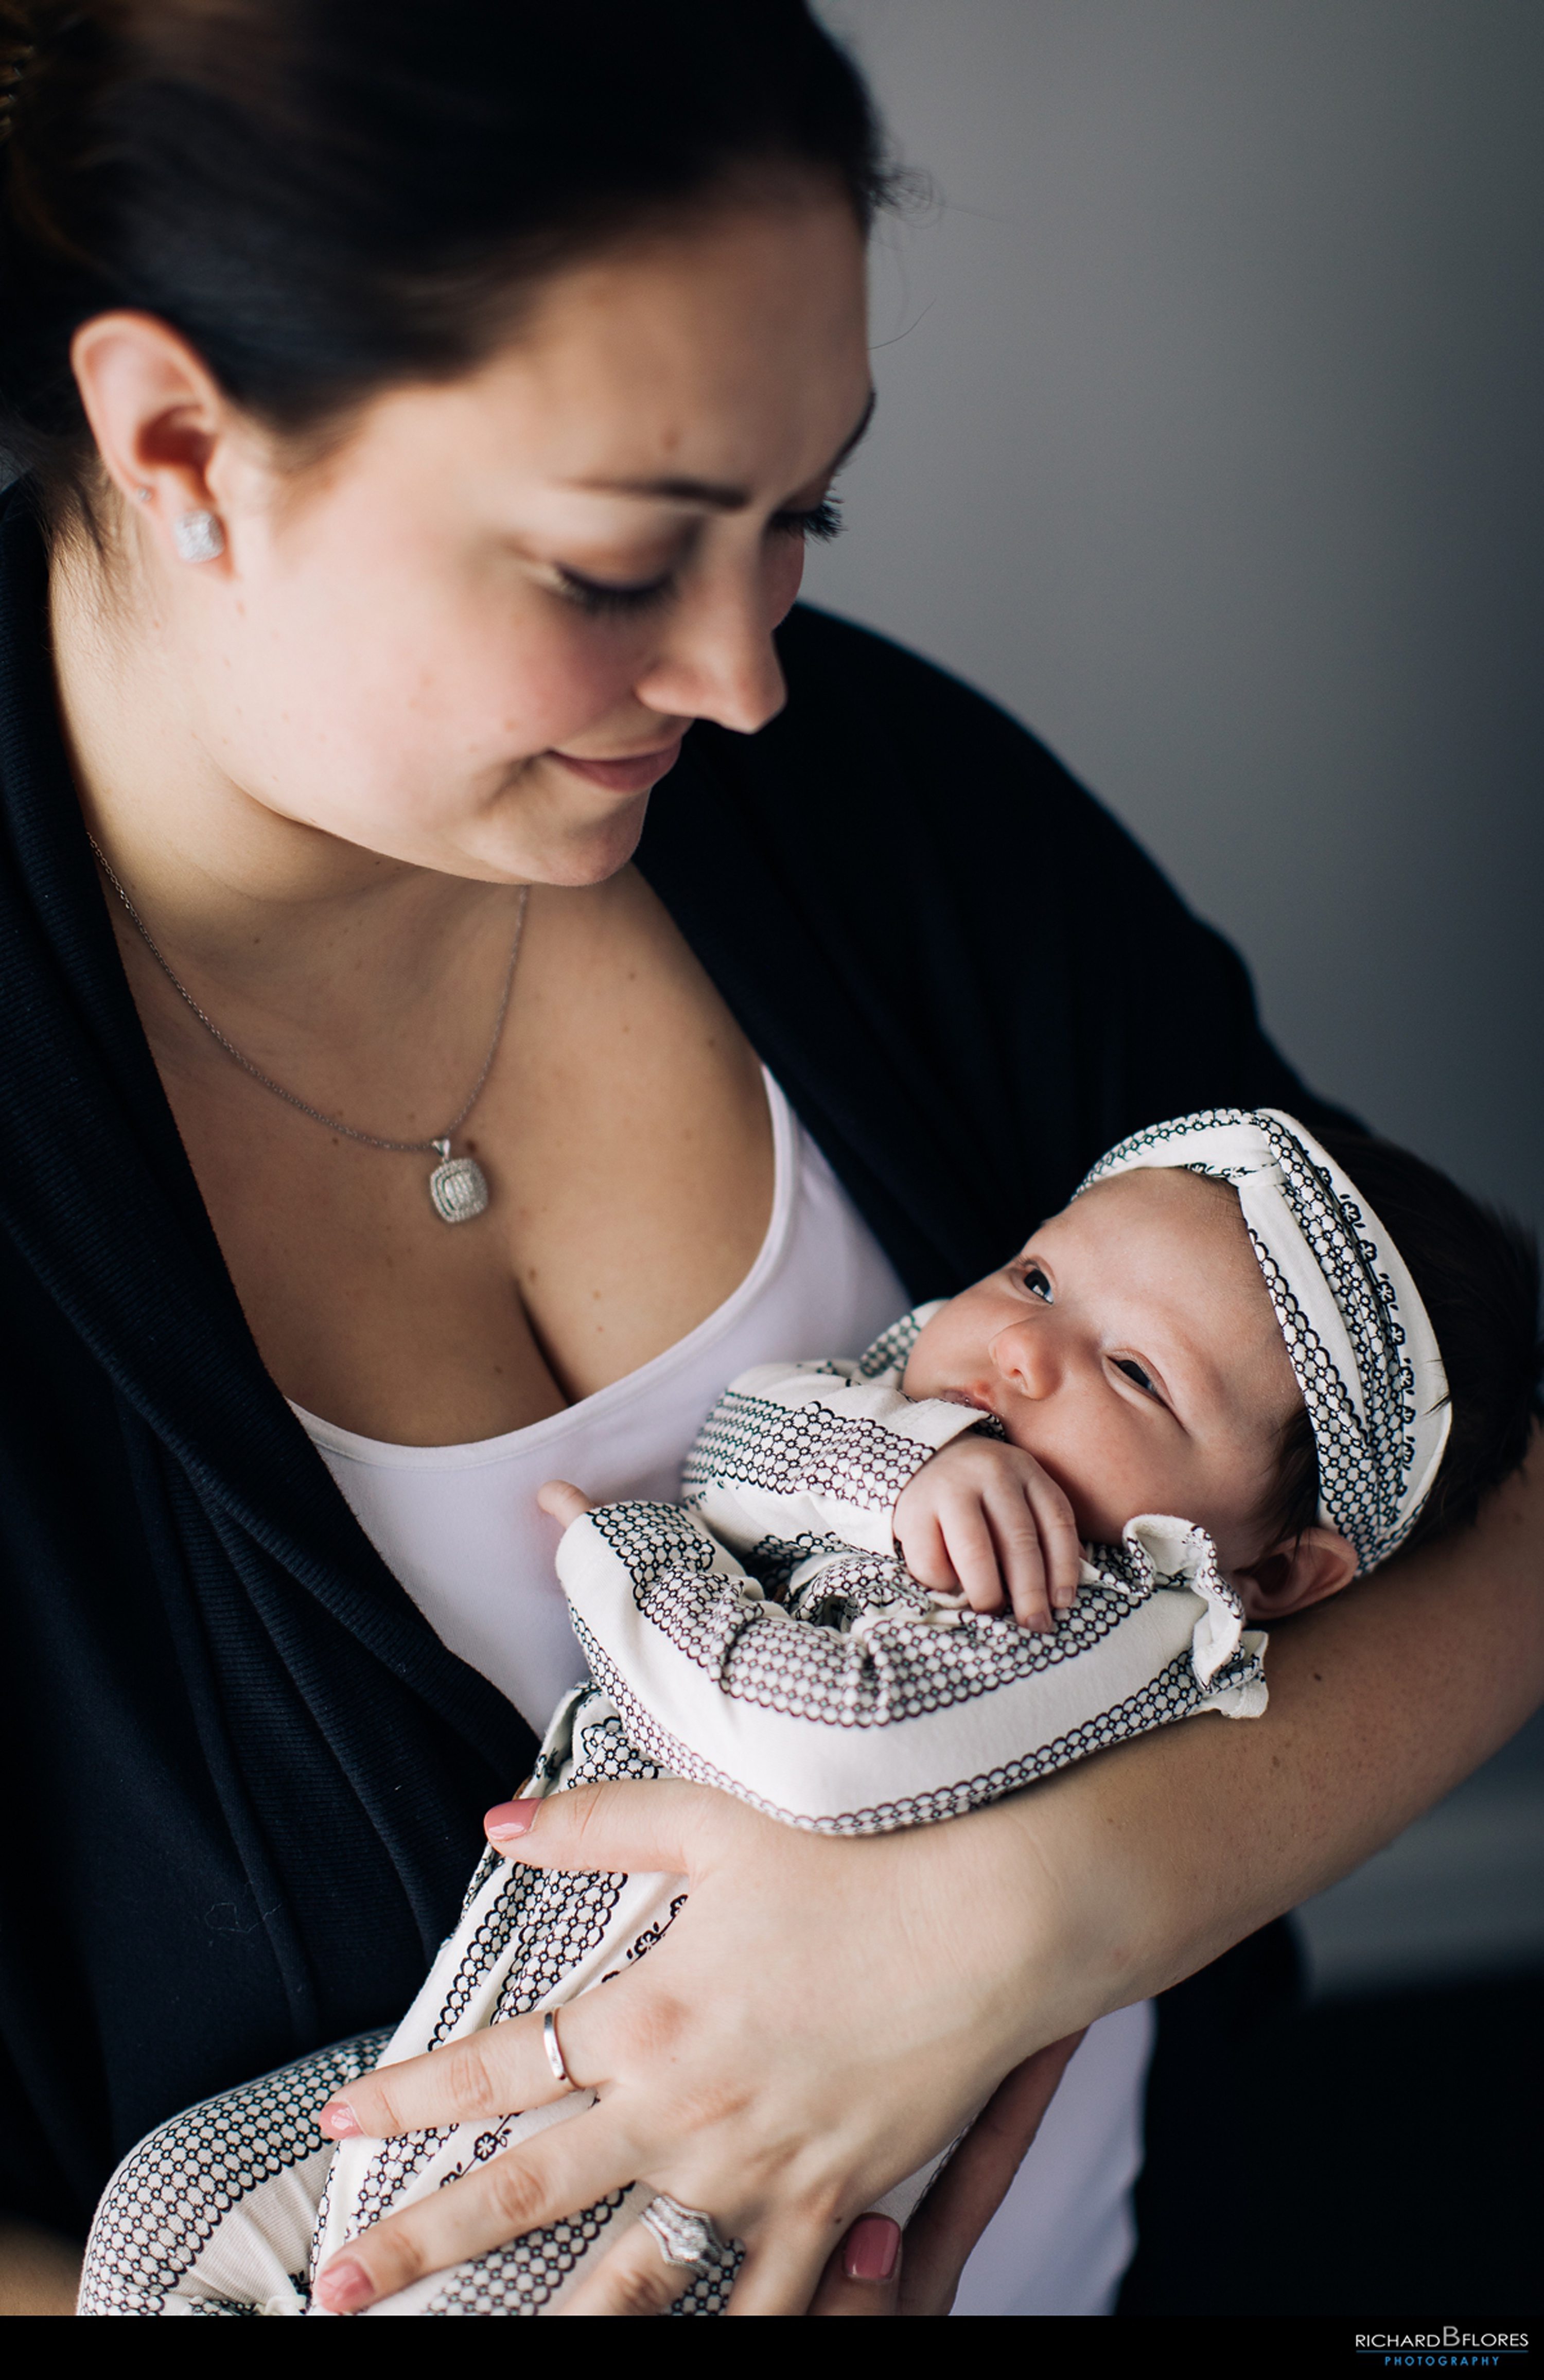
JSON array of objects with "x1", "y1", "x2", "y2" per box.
[
  {"x1": 809, "y1": 0, "x2": 1543, "y2": 1997},
  {"x1": 810, "y1": 0, "x2": 1542, "y2": 1242}
]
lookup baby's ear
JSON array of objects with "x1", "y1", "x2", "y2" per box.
[{"x1": 1234, "y1": 1525, "x2": 1358, "y2": 1621}]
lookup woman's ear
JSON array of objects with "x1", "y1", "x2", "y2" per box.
[
  {"x1": 1234, "y1": 1525, "x2": 1359, "y2": 1621},
  {"x1": 69, "y1": 311, "x2": 235, "y2": 555}
]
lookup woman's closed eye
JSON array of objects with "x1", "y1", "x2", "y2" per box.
[
  {"x1": 552, "y1": 498, "x2": 843, "y2": 619},
  {"x1": 552, "y1": 560, "x2": 680, "y2": 617}
]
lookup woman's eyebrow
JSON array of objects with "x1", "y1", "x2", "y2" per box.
[{"x1": 566, "y1": 389, "x2": 877, "y2": 513}]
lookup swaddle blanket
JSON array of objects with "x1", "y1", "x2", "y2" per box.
[{"x1": 78, "y1": 1308, "x2": 1266, "y2": 2319}]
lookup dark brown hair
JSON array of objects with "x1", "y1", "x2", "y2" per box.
[
  {"x1": 1262, "y1": 1126, "x2": 1542, "y2": 1561},
  {"x1": 0, "y1": 0, "x2": 888, "y2": 528}
]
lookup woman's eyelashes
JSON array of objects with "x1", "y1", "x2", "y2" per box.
[
  {"x1": 771, "y1": 494, "x2": 844, "y2": 543},
  {"x1": 553, "y1": 566, "x2": 675, "y2": 618},
  {"x1": 551, "y1": 499, "x2": 845, "y2": 616}
]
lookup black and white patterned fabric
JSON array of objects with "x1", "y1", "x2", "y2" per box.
[
  {"x1": 1081, "y1": 1109, "x2": 1451, "y2": 1571},
  {"x1": 79, "y1": 1311, "x2": 1266, "y2": 2318},
  {"x1": 78, "y1": 2033, "x2": 391, "y2": 2316}
]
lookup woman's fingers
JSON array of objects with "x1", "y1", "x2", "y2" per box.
[
  {"x1": 896, "y1": 2032, "x2": 1085, "y2": 2316},
  {"x1": 806, "y1": 2214, "x2": 904, "y2": 2315},
  {"x1": 551, "y1": 2218, "x2": 690, "y2": 2318},
  {"x1": 550, "y1": 2214, "x2": 734, "y2": 2319},
  {"x1": 319, "y1": 1789, "x2": 1045, "y2": 2319},
  {"x1": 485, "y1": 1774, "x2": 736, "y2": 1879},
  {"x1": 312, "y1": 2100, "x2": 640, "y2": 2313},
  {"x1": 320, "y1": 2005, "x2": 577, "y2": 2142},
  {"x1": 318, "y1": 2032, "x2": 1086, "y2": 2316},
  {"x1": 553, "y1": 2210, "x2": 835, "y2": 2320},
  {"x1": 721, "y1": 2227, "x2": 845, "y2": 2319}
]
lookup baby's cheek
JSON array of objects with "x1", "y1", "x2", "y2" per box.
[{"x1": 1011, "y1": 1430, "x2": 1148, "y2": 1544}]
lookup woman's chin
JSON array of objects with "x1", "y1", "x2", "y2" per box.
[
  {"x1": 476, "y1": 790, "x2": 654, "y2": 888},
  {"x1": 551, "y1": 795, "x2": 653, "y2": 885}
]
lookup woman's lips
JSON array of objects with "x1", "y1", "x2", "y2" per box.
[{"x1": 549, "y1": 736, "x2": 684, "y2": 795}]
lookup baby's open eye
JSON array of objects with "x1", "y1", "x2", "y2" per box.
[
  {"x1": 1023, "y1": 1265, "x2": 1053, "y2": 1302},
  {"x1": 1114, "y1": 1358, "x2": 1158, "y2": 1397}
]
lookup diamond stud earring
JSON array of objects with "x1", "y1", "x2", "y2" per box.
[
  {"x1": 172, "y1": 509, "x2": 225, "y2": 563},
  {"x1": 133, "y1": 485, "x2": 152, "y2": 504}
]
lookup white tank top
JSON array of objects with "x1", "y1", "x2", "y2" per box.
[{"x1": 293, "y1": 1072, "x2": 908, "y2": 1733}]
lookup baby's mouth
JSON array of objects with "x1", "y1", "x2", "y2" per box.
[{"x1": 934, "y1": 1388, "x2": 1010, "y2": 1440}]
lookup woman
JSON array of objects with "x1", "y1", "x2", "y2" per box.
[{"x1": 0, "y1": 0, "x2": 1537, "y2": 2319}]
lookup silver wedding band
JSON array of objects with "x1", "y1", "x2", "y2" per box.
[
  {"x1": 542, "y1": 2005, "x2": 576, "y2": 2090},
  {"x1": 638, "y1": 2192, "x2": 731, "y2": 2278}
]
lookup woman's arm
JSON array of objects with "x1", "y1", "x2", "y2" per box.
[
  {"x1": 1041, "y1": 1426, "x2": 1544, "y2": 1998},
  {"x1": 311, "y1": 1435, "x2": 1544, "y2": 2318}
]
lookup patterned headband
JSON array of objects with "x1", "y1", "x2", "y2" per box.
[{"x1": 1078, "y1": 1108, "x2": 1451, "y2": 1572}]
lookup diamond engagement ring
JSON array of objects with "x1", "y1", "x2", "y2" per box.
[{"x1": 638, "y1": 2193, "x2": 730, "y2": 2277}]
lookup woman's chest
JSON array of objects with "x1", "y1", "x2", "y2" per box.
[{"x1": 144, "y1": 876, "x2": 777, "y2": 1443}]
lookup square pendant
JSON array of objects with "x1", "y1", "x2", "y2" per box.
[{"x1": 428, "y1": 1155, "x2": 489, "y2": 1224}]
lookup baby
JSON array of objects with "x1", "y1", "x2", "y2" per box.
[{"x1": 78, "y1": 1108, "x2": 1539, "y2": 2317}]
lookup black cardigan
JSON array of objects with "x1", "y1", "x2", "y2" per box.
[{"x1": 0, "y1": 488, "x2": 1342, "y2": 2233}]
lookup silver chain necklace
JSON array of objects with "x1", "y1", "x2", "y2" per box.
[{"x1": 90, "y1": 838, "x2": 529, "y2": 1225}]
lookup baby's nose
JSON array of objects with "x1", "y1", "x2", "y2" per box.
[{"x1": 993, "y1": 1315, "x2": 1061, "y2": 1398}]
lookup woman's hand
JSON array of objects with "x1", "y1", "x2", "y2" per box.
[
  {"x1": 314, "y1": 1779, "x2": 1073, "y2": 2317},
  {"x1": 805, "y1": 2032, "x2": 1086, "y2": 2315}
]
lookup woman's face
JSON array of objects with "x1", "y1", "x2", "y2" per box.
[{"x1": 175, "y1": 185, "x2": 871, "y2": 885}]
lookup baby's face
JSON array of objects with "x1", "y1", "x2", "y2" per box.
[{"x1": 903, "y1": 1168, "x2": 1302, "y2": 1572}]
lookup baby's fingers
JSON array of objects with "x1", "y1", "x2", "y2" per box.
[
  {"x1": 538, "y1": 1479, "x2": 593, "y2": 1525},
  {"x1": 935, "y1": 1496, "x2": 1010, "y2": 1614},
  {"x1": 1024, "y1": 1476, "x2": 1084, "y2": 1610},
  {"x1": 891, "y1": 1507, "x2": 955, "y2": 1594},
  {"x1": 980, "y1": 1488, "x2": 1052, "y2": 1631}
]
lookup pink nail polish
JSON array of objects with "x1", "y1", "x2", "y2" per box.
[
  {"x1": 318, "y1": 2097, "x2": 362, "y2": 2139},
  {"x1": 843, "y1": 2213, "x2": 900, "y2": 2283},
  {"x1": 485, "y1": 1796, "x2": 540, "y2": 1842},
  {"x1": 313, "y1": 2255, "x2": 375, "y2": 2313}
]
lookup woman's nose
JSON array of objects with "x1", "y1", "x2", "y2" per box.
[{"x1": 633, "y1": 565, "x2": 789, "y2": 736}]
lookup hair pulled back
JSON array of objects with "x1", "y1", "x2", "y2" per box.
[{"x1": 0, "y1": 0, "x2": 885, "y2": 530}]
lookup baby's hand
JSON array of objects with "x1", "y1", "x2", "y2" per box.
[
  {"x1": 891, "y1": 1437, "x2": 1084, "y2": 1632},
  {"x1": 537, "y1": 1480, "x2": 594, "y2": 1527}
]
